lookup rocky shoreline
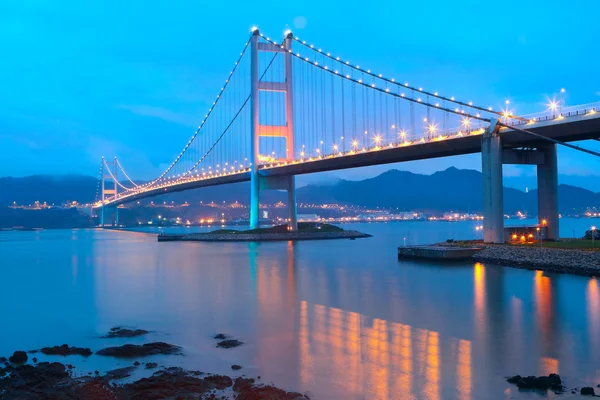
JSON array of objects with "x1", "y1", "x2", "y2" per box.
[
  {"x1": 158, "y1": 230, "x2": 371, "y2": 242},
  {"x1": 0, "y1": 328, "x2": 309, "y2": 399},
  {"x1": 473, "y1": 245, "x2": 600, "y2": 276}
]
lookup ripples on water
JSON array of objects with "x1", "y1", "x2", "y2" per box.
[{"x1": 0, "y1": 219, "x2": 599, "y2": 399}]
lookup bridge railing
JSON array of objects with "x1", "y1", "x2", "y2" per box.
[{"x1": 506, "y1": 101, "x2": 600, "y2": 126}]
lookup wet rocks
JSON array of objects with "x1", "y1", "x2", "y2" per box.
[
  {"x1": 214, "y1": 333, "x2": 227, "y2": 339},
  {"x1": 102, "y1": 326, "x2": 149, "y2": 338},
  {"x1": 216, "y1": 339, "x2": 244, "y2": 349},
  {"x1": 231, "y1": 364, "x2": 242, "y2": 370},
  {"x1": 233, "y1": 377, "x2": 255, "y2": 392},
  {"x1": 474, "y1": 245, "x2": 600, "y2": 276},
  {"x1": 8, "y1": 351, "x2": 27, "y2": 364},
  {"x1": 145, "y1": 362, "x2": 158, "y2": 369},
  {"x1": 581, "y1": 387, "x2": 596, "y2": 396},
  {"x1": 0, "y1": 360, "x2": 306, "y2": 400},
  {"x1": 203, "y1": 374, "x2": 233, "y2": 390},
  {"x1": 96, "y1": 342, "x2": 181, "y2": 358},
  {"x1": 119, "y1": 370, "x2": 215, "y2": 399},
  {"x1": 0, "y1": 362, "x2": 67, "y2": 392},
  {"x1": 235, "y1": 382, "x2": 309, "y2": 399},
  {"x1": 506, "y1": 373, "x2": 564, "y2": 392},
  {"x1": 40, "y1": 344, "x2": 92, "y2": 357},
  {"x1": 106, "y1": 366, "x2": 136, "y2": 380}
]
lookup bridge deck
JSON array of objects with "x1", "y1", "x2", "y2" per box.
[{"x1": 99, "y1": 112, "x2": 600, "y2": 207}]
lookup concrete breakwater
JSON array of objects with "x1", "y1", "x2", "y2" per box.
[
  {"x1": 474, "y1": 245, "x2": 600, "y2": 276},
  {"x1": 158, "y1": 230, "x2": 371, "y2": 242}
]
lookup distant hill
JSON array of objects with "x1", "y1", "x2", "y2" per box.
[
  {"x1": 2, "y1": 168, "x2": 600, "y2": 214},
  {"x1": 0, "y1": 175, "x2": 98, "y2": 206}
]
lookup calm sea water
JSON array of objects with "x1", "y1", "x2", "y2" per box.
[{"x1": 1, "y1": 219, "x2": 599, "y2": 399}]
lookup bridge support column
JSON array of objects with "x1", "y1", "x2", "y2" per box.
[
  {"x1": 287, "y1": 176, "x2": 298, "y2": 231},
  {"x1": 537, "y1": 144, "x2": 559, "y2": 240},
  {"x1": 481, "y1": 119, "x2": 504, "y2": 243},
  {"x1": 249, "y1": 29, "x2": 260, "y2": 229},
  {"x1": 284, "y1": 31, "x2": 297, "y2": 231}
]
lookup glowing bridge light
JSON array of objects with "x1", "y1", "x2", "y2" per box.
[
  {"x1": 428, "y1": 124, "x2": 438, "y2": 134},
  {"x1": 351, "y1": 139, "x2": 359, "y2": 148},
  {"x1": 548, "y1": 100, "x2": 559, "y2": 112}
]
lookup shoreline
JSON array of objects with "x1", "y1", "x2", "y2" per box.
[
  {"x1": 0, "y1": 329, "x2": 309, "y2": 399},
  {"x1": 158, "y1": 230, "x2": 371, "y2": 242},
  {"x1": 472, "y1": 245, "x2": 600, "y2": 277}
]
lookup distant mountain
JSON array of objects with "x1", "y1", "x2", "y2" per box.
[
  {"x1": 0, "y1": 175, "x2": 98, "y2": 206},
  {"x1": 2, "y1": 168, "x2": 600, "y2": 214}
]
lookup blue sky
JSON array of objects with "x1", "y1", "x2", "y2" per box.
[{"x1": 1, "y1": 0, "x2": 599, "y2": 189}]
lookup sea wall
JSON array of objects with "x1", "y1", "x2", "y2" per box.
[{"x1": 474, "y1": 245, "x2": 600, "y2": 276}]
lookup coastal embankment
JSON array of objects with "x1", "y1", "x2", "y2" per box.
[{"x1": 473, "y1": 245, "x2": 600, "y2": 276}]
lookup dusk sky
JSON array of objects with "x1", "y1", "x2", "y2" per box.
[{"x1": 1, "y1": 1, "x2": 599, "y2": 189}]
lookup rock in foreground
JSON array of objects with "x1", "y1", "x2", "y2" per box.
[
  {"x1": 96, "y1": 342, "x2": 181, "y2": 358},
  {"x1": 217, "y1": 339, "x2": 244, "y2": 349},
  {"x1": 103, "y1": 326, "x2": 150, "y2": 338},
  {"x1": 40, "y1": 344, "x2": 92, "y2": 357},
  {"x1": 506, "y1": 373, "x2": 563, "y2": 392},
  {"x1": 8, "y1": 351, "x2": 27, "y2": 364},
  {"x1": 106, "y1": 366, "x2": 136, "y2": 380},
  {"x1": 0, "y1": 361, "x2": 309, "y2": 399},
  {"x1": 581, "y1": 387, "x2": 596, "y2": 396}
]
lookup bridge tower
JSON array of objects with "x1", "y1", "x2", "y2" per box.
[
  {"x1": 482, "y1": 121, "x2": 559, "y2": 243},
  {"x1": 100, "y1": 157, "x2": 119, "y2": 227},
  {"x1": 249, "y1": 29, "x2": 298, "y2": 230}
]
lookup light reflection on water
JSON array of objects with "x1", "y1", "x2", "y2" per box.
[{"x1": 0, "y1": 220, "x2": 599, "y2": 399}]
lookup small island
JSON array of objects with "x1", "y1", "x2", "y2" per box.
[{"x1": 157, "y1": 222, "x2": 371, "y2": 242}]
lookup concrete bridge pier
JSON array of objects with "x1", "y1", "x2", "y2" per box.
[
  {"x1": 481, "y1": 119, "x2": 504, "y2": 243},
  {"x1": 287, "y1": 176, "x2": 298, "y2": 231},
  {"x1": 481, "y1": 120, "x2": 560, "y2": 243},
  {"x1": 537, "y1": 144, "x2": 559, "y2": 240}
]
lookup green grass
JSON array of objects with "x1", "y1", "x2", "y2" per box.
[{"x1": 209, "y1": 222, "x2": 343, "y2": 235}]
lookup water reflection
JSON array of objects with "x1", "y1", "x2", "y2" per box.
[
  {"x1": 2, "y1": 228, "x2": 600, "y2": 399},
  {"x1": 247, "y1": 242, "x2": 598, "y2": 399},
  {"x1": 533, "y1": 271, "x2": 560, "y2": 375},
  {"x1": 298, "y1": 300, "x2": 469, "y2": 400}
]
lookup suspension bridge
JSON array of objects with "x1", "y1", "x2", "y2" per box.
[{"x1": 95, "y1": 28, "x2": 600, "y2": 243}]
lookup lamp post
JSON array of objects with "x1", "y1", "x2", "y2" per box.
[{"x1": 592, "y1": 226, "x2": 597, "y2": 249}]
